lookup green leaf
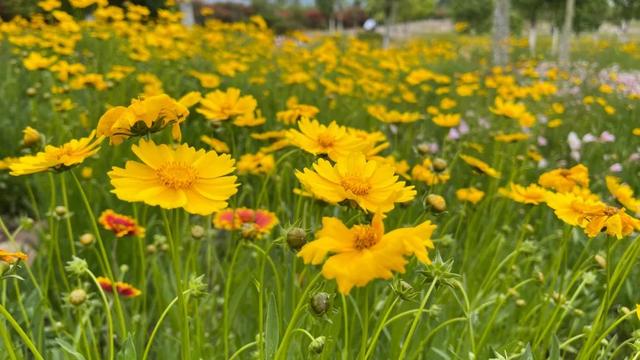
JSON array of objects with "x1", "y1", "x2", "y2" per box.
[
  {"x1": 116, "y1": 334, "x2": 137, "y2": 360},
  {"x1": 55, "y1": 339, "x2": 86, "y2": 360},
  {"x1": 265, "y1": 291, "x2": 279, "y2": 359}
]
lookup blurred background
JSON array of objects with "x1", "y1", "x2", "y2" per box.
[{"x1": 1, "y1": 0, "x2": 639, "y2": 37}]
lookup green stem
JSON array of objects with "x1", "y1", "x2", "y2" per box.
[
  {"x1": 161, "y1": 210, "x2": 190, "y2": 360},
  {"x1": 142, "y1": 289, "x2": 192, "y2": 360},
  {"x1": 0, "y1": 302, "x2": 44, "y2": 360},
  {"x1": 398, "y1": 277, "x2": 439, "y2": 360},
  {"x1": 228, "y1": 341, "x2": 257, "y2": 360},
  {"x1": 70, "y1": 171, "x2": 127, "y2": 337},
  {"x1": 87, "y1": 271, "x2": 114, "y2": 360},
  {"x1": 274, "y1": 272, "x2": 323, "y2": 360},
  {"x1": 223, "y1": 239, "x2": 242, "y2": 360},
  {"x1": 365, "y1": 297, "x2": 399, "y2": 359}
]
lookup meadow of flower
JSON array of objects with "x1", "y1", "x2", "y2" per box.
[{"x1": 0, "y1": 3, "x2": 640, "y2": 360}]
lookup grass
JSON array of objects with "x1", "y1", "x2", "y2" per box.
[{"x1": 0, "y1": 8, "x2": 640, "y2": 360}]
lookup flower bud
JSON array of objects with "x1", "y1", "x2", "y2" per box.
[
  {"x1": 19, "y1": 217, "x2": 34, "y2": 230},
  {"x1": 416, "y1": 143, "x2": 431, "y2": 155},
  {"x1": 426, "y1": 194, "x2": 447, "y2": 212},
  {"x1": 309, "y1": 292, "x2": 331, "y2": 317},
  {"x1": 55, "y1": 206, "x2": 68, "y2": 217},
  {"x1": 68, "y1": 288, "x2": 87, "y2": 306},
  {"x1": 432, "y1": 158, "x2": 448, "y2": 172},
  {"x1": 191, "y1": 225, "x2": 205, "y2": 240},
  {"x1": 26, "y1": 87, "x2": 37, "y2": 96},
  {"x1": 308, "y1": 336, "x2": 326, "y2": 354},
  {"x1": 146, "y1": 244, "x2": 157, "y2": 254},
  {"x1": 594, "y1": 254, "x2": 607, "y2": 269},
  {"x1": 286, "y1": 227, "x2": 306, "y2": 250},
  {"x1": 79, "y1": 233, "x2": 95, "y2": 246}
]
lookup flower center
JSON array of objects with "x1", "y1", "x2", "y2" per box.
[
  {"x1": 341, "y1": 177, "x2": 371, "y2": 196},
  {"x1": 352, "y1": 225, "x2": 379, "y2": 250},
  {"x1": 316, "y1": 132, "x2": 335, "y2": 148},
  {"x1": 156, "y1": 161, "x2": 198, "y2": 190}
]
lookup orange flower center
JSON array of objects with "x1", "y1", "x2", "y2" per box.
[
  {"x1": 316, "y1": 132, "x2": 335, "y2": 148},
  {"x1": 341, "y1": 177, "x2": 371, "y2": 196},
  {"x1": 156, "y1": 161, "x2": 198, "y2": 190},
  {"x1": 352, "y1": 225, "x2": 379, "y2": 250}
]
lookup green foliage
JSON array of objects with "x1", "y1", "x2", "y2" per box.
[{"x1": 450, "y1": 0, "x2": 492, "y2": 33}]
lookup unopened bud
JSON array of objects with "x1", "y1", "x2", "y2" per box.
[
  {"x1": 79, "y1": 233, "x2": 94, "y2": 246},
  {"x1": 432, "y1": 158, "x2": 448, "y2": 172},
  {"x1": 55, "y1": 206, "x2": 68, "y2": 217},
  {"x1": 68, "y1": 288, "x2": 87, "y2": 306},
  {"x1": 594, "y1": 254, "x2": 607, "y2": 269},
  {"x1": 416, "y1": 143, "x2": 431, "y2": 155},
  {"x1": 308, "y1": 336, "x2": 326, "y2": 354},
  {"x1": 309, "y1": 292, "x2": 331, "y2": 317},
  {"x1": 146, "y1": 244, "x2": 157, "y2": 254},
  {"x1": 426, "y1": 194, "x2": 447, "y2": 212},
  {"x1": 191, "y1": 225, "x2": 205, "y2": 240},
  {"x1": 286, "y1": 227, "x2": 306, "y2": 250}
]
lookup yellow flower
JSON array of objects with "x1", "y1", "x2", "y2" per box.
[
  {"x1": 432, "y1": 113, "x2": 461, "y2": 127},
  {"x1": 545, "y1": 192, "x2": 606, "y2": 227},
  {"x1": 547, "y1": 119, "x2": 563, "y2": 128},
  {"x1": 456, "y1": 187, "x2": 485, "y2": 204},
  {"x1": 411, "y1": 158, "x2": 450, "y2": 185},
  {"x1": 197, "y1": 88, "x2": 257, "y2": 122},
  {"x1": 295, "y1": 152, "x2": 416, "y2": 213},
  {"x1": 583, "y1": 207, "x2": 640, "y2": 239},
  {"x1": 552, "y1": 102, "x2": 565, "y2": 114},
  {"x1": 633, "y1": 128, "x2": 640, "y2": 136},
  {"x1": 200, "y1": 135, "x2": 230, "y2": 153},
  {"x1": 439, "y1": 97, "x2": 456, "y2": 110},
  {"x1": 69, "y1": 0, "x2": 100, "y2": 8},
  {"x1": 10, "y1": 131, "x2": 103, "y2": 176},
  {"x1": 276, "y1": 98, "x2": 320, "y2": 125},
  {"x1": 538, "y1": 164, "x2": 589, "y2": 192},
  {"x1": 494, "y1": 132, "x2": 529, "y2": 143},
  {"x1": 233, "y1": 110, "x2": 266, "y2": 127},
  {"x1": 23, "y1": 52, "x2": 58, "y2": 71},
  {"x1": 22, "y1": 126, "x2": 42, "y2": 146},
  {"x1": 108, "y1": 140, "x2": 238, "y2": 215},
  {"x1": 490, "y1": 97, "x2": 536, "y2": 127},
  {"x1": 459, "y1": 154, "x2": 501, "y2": 178},
  {"x1": 0, "y1": 249, "x2": 28, "y2": 264},
  {"x1": 606, "y1": 176, "x2": 640, "y2": 214},
  {"x1": 97, "y1": 94, "x2": 189, "y2": 145},
  {"x1": 37, "y1": 0, "x2": 61, "y2": 11},
  {"x1": 237, "y1": 152, "x2": 275, "y2": 175},
  {"x1": 0, "y1": 157, "x2": 20, "y2": 171},
  {"x1": 500, "y1": 183, "x2": 548, "y2": 205},
  {"x1": 367, "y1": 105, "x2": 422, "y2": 123},
  {"x1": 287, "y1": 118, "x2": 364, "y2": 161},
  {"x1": 298, "y1": 214, "x2": 435, "y2": 294},
  {"x1": 189, "y1": 71, "x2": 221, "y2": 89}
]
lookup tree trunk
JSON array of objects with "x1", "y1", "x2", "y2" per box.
[
  {"x1": 179, "y1": 2, "x2": 195, "y2": 27},
  {"x1": 528, "y1": 15, "x2": 537, "y2": 56},
  {"x1": 558, "y1": 0, "x2": 575, "y2": 68},
  {"x1": 551, "y1": 26, "x2": 558, "y2": 55},
  {"x1": 382, "y1": 0, "x2": 397, "y2": 49},
  {"x1": 491, "y1": 0, "x2": 510, "y2": 66}
]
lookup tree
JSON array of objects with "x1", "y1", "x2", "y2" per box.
[
  {"x1": 450, "y1": 0, "x2": 492, "y2": 34},
  {"x1": 316, "y1": 0, "x2": 336, "y2": 30},
  {"x1": 558, "y1": 0, "x2": 574, "y2": 68},
  {"x1": 492, "y1": 0, "x2": 510, "y2": 66},
  {"x1": 610, "y1": 0, "x2": 640, "y2": 40},
  {"x1": 513, "y1": 0, "x2": 545, "y2": 55}
]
